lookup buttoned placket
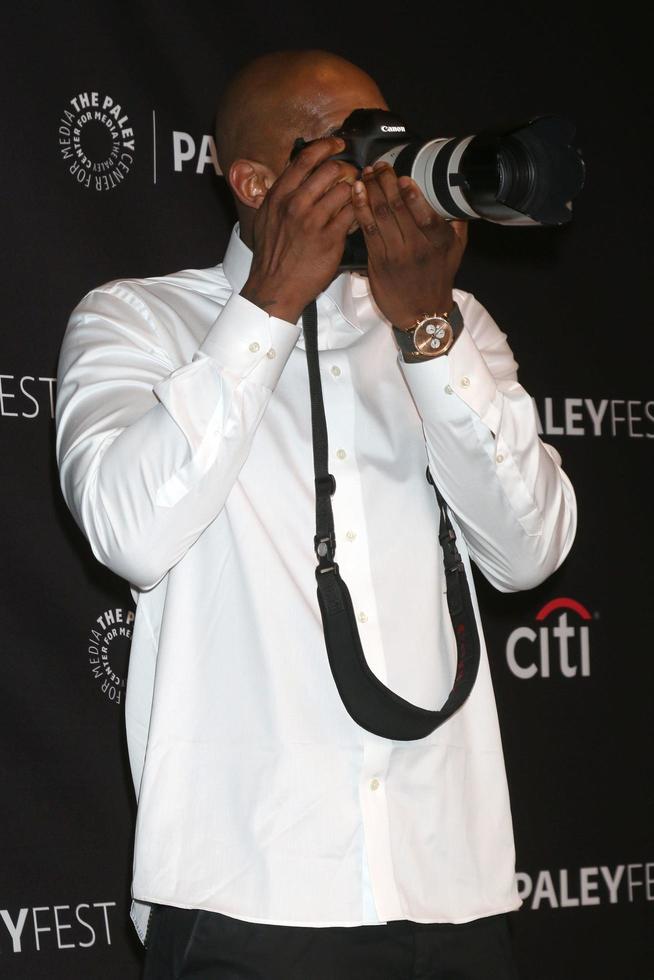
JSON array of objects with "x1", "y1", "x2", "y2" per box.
[
  {"x1": 358, "y1": 737, "x2": 403, "y2": 921},
  {"x1": 318, "y1": 301, "x2": 405, "y2": 924}
]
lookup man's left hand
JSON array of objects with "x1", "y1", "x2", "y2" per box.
[{"x1": 352, "y1": 162, "x2": 467, "y2": 330}]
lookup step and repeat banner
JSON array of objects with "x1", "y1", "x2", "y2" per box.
[{"x1": 1, "y1": 3, "x2": 651, "y2": 978}]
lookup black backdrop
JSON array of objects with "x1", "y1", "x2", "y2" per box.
[{"x1": 1, "y1": 3, "x2": 652, "y2": 978}]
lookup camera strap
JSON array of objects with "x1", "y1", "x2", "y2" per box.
[{"x1": 303, "y1": 299, "x2": 480, "y2": 741}]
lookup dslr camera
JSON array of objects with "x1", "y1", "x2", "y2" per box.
[{"x1": 292, "y1": 109, "x2": 585, "y2": 270}]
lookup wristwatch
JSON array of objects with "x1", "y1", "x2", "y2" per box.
[{"x1": 393, "y1": 303, "x2": 463, "y2": 363}]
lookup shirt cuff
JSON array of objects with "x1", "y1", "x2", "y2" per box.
[
  {"x1": 195, "y1": 292, "x2": 301, "y2": 389},
  {"x1": 398, "y1": 325, "x2": 502, "y2": 434}
]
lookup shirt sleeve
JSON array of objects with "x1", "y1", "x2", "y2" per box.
[
  {"x1": 56, "y1": 284, "x2": 300, "y2": 591},
  {"x1": 398, "y1": 289, "x2": 577, "y2": 593}
]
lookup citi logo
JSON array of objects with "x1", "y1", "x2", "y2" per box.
[
  {"x1": 381, "y1": 125, "x2": 406, "y2": 132},
  {"x1": 506, "y1": 598, "x2": 593, "y2": 679}
]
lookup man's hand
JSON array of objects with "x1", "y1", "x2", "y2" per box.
[
  {"x1": 352, "y1": 162, "x2": 467, "y2": 330},
  {"x1": 241, "y1": 137, "x2": 356, "y2": 324}
]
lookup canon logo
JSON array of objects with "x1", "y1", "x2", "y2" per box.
[
  {"x1": 380, "y1": 125, "x2": 406, "y2": 132},
  {"x1": 506, "y1": 598, "x2": 593, "y2": 679}
]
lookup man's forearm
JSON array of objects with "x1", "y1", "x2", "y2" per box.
[
  {"x1": 399, "y1": 291, "x2": 577, "y2": 591},
  {"x1": 56, "y1": 287, "x2": 300, "y2": 591}
]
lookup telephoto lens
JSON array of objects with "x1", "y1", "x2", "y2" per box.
[{"x1": 385, "y1": 115, "x2": 585, "y2": 226}]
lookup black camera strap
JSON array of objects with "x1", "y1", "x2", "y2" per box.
[{"x1": 303, "y1": 299, "x2": 480, "y2": 741}]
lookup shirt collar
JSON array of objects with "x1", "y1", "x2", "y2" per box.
[{"x1": 221, "y1": 224, "x2": 368, "y2": 349}]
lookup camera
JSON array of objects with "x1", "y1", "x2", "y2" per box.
[{"x1": 292, "y1": 108, "x2": 585, "y2": 270}]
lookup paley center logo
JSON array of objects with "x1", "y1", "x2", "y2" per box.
[
  {"x1": 86, "y1": 608, "x2": 134, "y2": 704},
  {"x1": 58, "y1": 91, "x2": 135, "y2": 191},
  {"x1": 506, "y1": 598, "x2": 595, "y2": 679}
]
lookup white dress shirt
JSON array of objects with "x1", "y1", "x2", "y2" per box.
[{"x1": 56, "y1": 225, "x2": 576, "y2": 942}]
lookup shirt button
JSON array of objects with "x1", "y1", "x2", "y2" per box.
[
  {"x1": 444, "y1": 384, "x2": 453, "y2": 395},
  {"x1": 336, "y1": 449, "x2": 347, "y2": 460},
  {"x1": 358, "y1": 611, "x2": 368, "y2": 623},
  {"x1": 330, "y1": 365, "x2": 341, "y2": 377},
  {"x1": 266, "y1": 348, "x2": 276, "y2": 359},
  {"x1": 249, "y1": 342, "x2": 260, "y2": 353},
  {"x1": 370, "y1": 778, "x2": 380, "y2": 791},
  {"x1": 496, "y1": 454, "x2": 504, "y2": 463},
  {"x1": 345, "y1": 530, "x2": 357, "y2": 542},
  {"x1": 460, "y1": 376, "x2": 471, "y2": 388}
]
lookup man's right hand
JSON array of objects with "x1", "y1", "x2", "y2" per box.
[{"x1": 240, "y1": 137, "x2": 356, "y2": 324}]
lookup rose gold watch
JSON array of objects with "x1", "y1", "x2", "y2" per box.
[{"x1": 393, "y1": 304, "x2": 463, "y2": 363}]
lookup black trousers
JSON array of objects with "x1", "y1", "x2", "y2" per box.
[{"x1": 143, "y1": 904, "x2": 520, "y2": 980}]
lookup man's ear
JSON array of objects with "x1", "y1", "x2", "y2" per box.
[{"x1": 228, "y1": 159, "x2": 276, "y2": 210}]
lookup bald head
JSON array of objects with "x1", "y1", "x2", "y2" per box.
[{"x1": 215, "y1": 49, "x2": 386, "y2": 180}]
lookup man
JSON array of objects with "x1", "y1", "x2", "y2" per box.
[{"x1": 56, "y1": 50, "x2": 576, "y2": 979}]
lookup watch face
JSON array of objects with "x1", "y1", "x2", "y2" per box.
[{"x1": 413, "y1": 316, "x2": 454, "y2": 357}]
